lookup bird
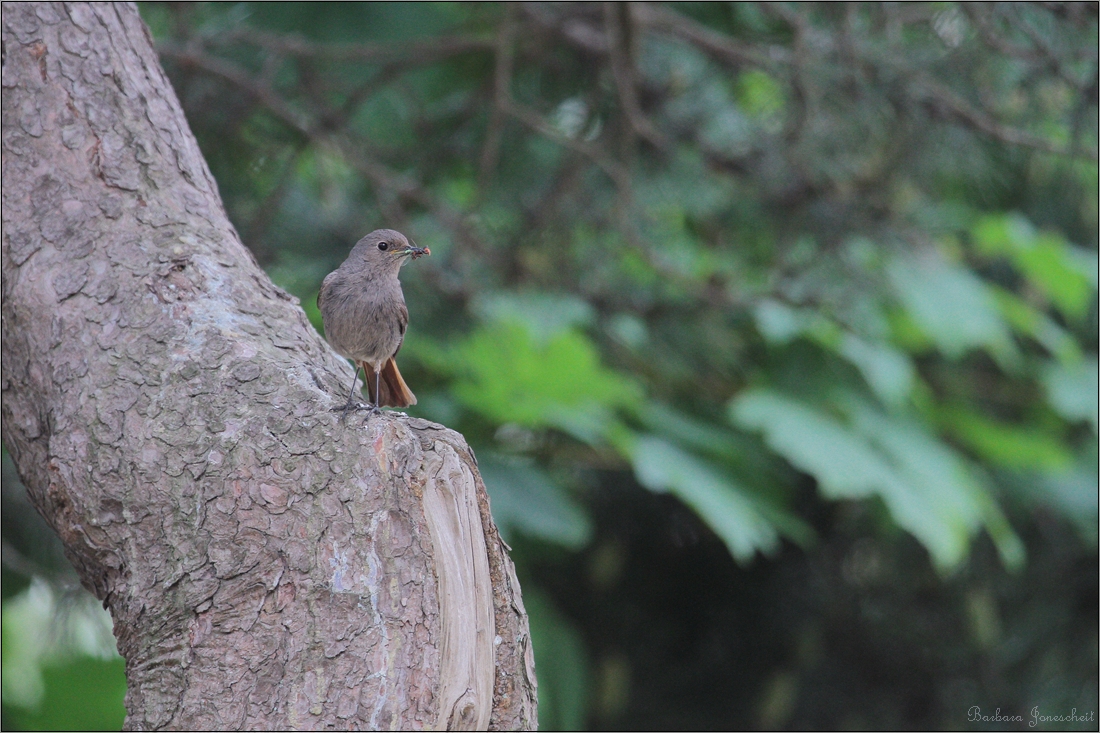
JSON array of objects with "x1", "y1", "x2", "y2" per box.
[{"x1": 317, "y1": 229, "x2": 429, "y2": 416}]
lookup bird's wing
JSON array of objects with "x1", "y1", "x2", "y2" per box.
[{"x1": 392, "y1": 300, "x2": 409, "y2": 357}]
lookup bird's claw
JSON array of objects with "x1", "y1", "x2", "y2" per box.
[
  {"x1": 332, "y1": 401, "x2": 363, "y2": 420},
  {"x1": 332, "y1": 401, "x2": 382, "y2": 421}
]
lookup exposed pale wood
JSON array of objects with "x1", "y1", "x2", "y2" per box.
[{"x1": 420, "y1": 437, "x2": 495, "y2": 730}]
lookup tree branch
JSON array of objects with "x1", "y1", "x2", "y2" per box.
[
  {"x1": 208, "y1": 27, "x2": 494, "y2": 64},
  {"x1": 157, "y1": 42, "x2": 493, "y2": 271},
  {"x1": 503, "y1": 98, "x2": 632, "y2": 192},
  {"x1": 603, "y1": 2, "x2": 671, "y2": 153},
  {"x1": 914, "y1": 74, "x2": 1099, "y2": 161},
  {"x1": 633, "y1": 2, "x2": 789, "y2": 70},
  {"x1": 2, "y1": 5, "x2": 535, "y2": 729},
  {"x1": 478, "y1": 2, "x2": 519, "y2": 195}
]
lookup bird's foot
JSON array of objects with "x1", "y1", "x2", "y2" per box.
[{"x1": 332, "y1": 400, "x2": 367, "y2": 420}]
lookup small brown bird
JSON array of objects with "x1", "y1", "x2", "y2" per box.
[{"x1": 318, "y1": 229, "x2": 429, "y2": 415}]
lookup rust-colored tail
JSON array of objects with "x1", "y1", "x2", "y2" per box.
[{"x1": 360, "y1": 357, "x2": 417, "y2": 408}]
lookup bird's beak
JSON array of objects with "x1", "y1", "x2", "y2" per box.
[{"x1": 402, "y1": 245, "x2": 430, "y2": 260}]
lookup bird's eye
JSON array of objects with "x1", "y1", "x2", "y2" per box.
[{"x1": 378, "y1": 241, "x2": 389, "y2": 251}]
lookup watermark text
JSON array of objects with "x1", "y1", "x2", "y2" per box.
[{"x1": 966, "y1": 706, "x2": 1097, "y2": 728}]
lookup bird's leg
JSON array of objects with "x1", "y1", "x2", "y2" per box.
[
  {"x1": 332, "y1": 364, "x2": 364, "y2": 420},
  {"x1": 366, "y1": 365, "x2": 384, "y2": 417}
]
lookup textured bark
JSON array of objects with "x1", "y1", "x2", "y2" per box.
[{"x1": 0, "y1": 3, "x2": 537, "y2": 730}]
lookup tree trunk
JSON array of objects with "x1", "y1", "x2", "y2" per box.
[{"x1": 1, "y1": 3, "x2": 537, "y2": 730}]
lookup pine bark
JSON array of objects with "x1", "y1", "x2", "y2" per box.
[{"x1": 1, "y1": 3, "x2": 537, "y2": 730}]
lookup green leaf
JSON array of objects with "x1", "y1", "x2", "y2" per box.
[
  {"x1": 973, "y1": 213, "x2": 1097, "y2": 322},
  {"x1": 837, "y1": 334, "x2": 914, "y2": 406},
  {"x1": 754, "y1": 300, "x2": 802, "y2": 345},
  {"x1": 633, "y1": 404, "x2": 817, "y2": 547},
  {"x1": 449, "y1": 322, "x2": 642, "y2": 430},
  {"x1": 479, "y1": 454, "x2": 593, "y2": 549},
  {"x1": 971, "y1": 211, "x2": 1036, "y2": 257},
  {"x1": 731, "y1": 391, "x2": 897, "y2": 500},
  {"x1": 736, "y1": 69, "x2": 785, "y2": 120},
  {"x1": 626, "y1": 435, "x2": 780, "y2": 563},
  {"x1": 941, "y1": 407, "x2": 1074, "y2": 470},
  {"x1": 1042, "y1": 358, "x2": 1100, "y2": 434},
  {"x1": 1064, "y1": 245, "x2": 1100, "y2": 290},
  {"x1": 607, "y1": 313, "x2": 648, "y2": 349},
  {"x1": 886, "y1": 308, "x2": 935, "y2": 352},
  {"x1": 887, "y1": 253, "x2": 1016, "y2": 365},
  {"x1": 636, "y1": 402, "x2": 741, "y2": 457},
  {"x1": 1035, "y1": 467, "x2": 1100, "y2": 528},
  {"x1": 730, "y1": 390, "x2": 1022, "y2": 571},
  {"x1": 852, "y1": 410, "x2": 978, "y2": 525},
  {"x1": 850, "y1": 406, "x2": 1024, "y2": 571},
  {"x1": 754, "y1": 300, "x2": 913, "y2": 405},
  {"x1": 1000, "y1": 450, "x2": 1098, "y2": 546},
  {"x1": 991, "y1": 287, "x2": 1081, "y2": 363},
  {"x1": 545, "y1": 404, "x2": 619, "y2": 447},
  {"x1": 1016, "y1": 234, "x2": 1093, "y2": 320},
  {"x1": 753, "y1": 300, "x2": 830, "y2": 345}
]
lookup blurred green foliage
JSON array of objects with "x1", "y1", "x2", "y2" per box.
[
  {"x1": 1, "y1": 568, "x2": 125, "y2": 732},
  {"x1": 2, "y1": 2, "x2": 1096, "y2": 730},
  {"x1": 2, "y1": 657, "x2": 127, "y2": 732}
]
